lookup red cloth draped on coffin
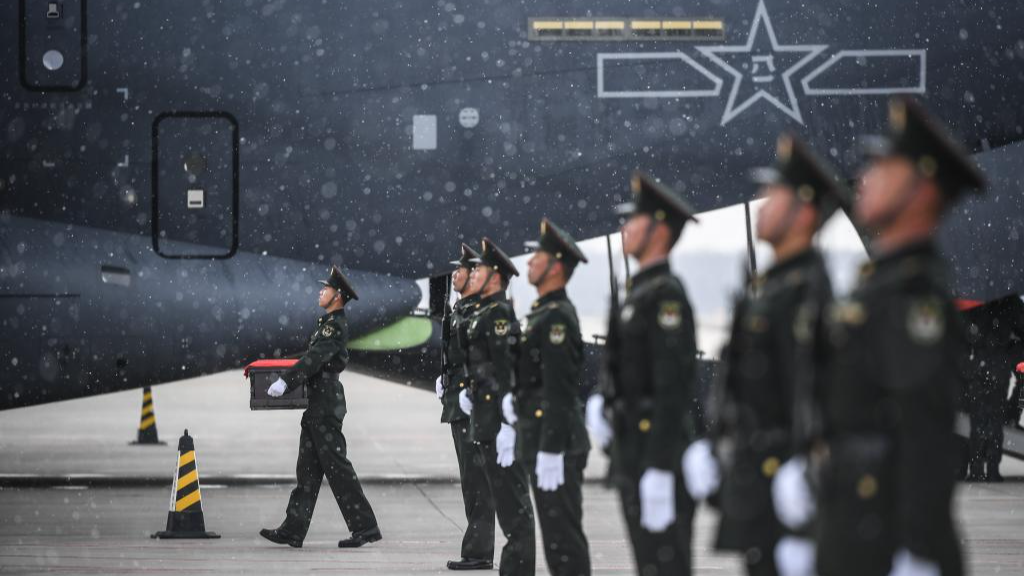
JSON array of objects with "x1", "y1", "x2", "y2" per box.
[{"x1": 243, "y1": 359, "x2": 299, "y2": 378}]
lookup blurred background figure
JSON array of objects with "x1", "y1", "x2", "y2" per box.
[{"x1": 963, "y1": 295, "x2": 1024, "y2": 481}]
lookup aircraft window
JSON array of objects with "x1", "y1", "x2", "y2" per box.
[
  {"x1": 42, "y1": 50, "x2": 64, "y2": 71},
  {"x1": 100, "y1": 265, "x2": 132, "y2": 288},
  {"x1": 183, "y1": 152, "x2": 207, "y2": 176},
  {"x1": 412, "y1": 115, "x2": 438, "y2": 151}
]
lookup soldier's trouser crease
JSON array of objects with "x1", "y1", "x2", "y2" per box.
[
  {"x1": 618, "y1": 469, "x2": 696, "y2": 576},
  {"x1": 281, "y1": 416, "x2": 378, "y2": 539},
  {"x1": 531, "y1": 453, "x2": 591, "y2": 576},
  {"x1": 452, "y1": 420, "x2": 496, "y2": 561},
  {"x1": 969, "y1": 411, "x2": 1003, "y2": 476},
  {"x1": 477, "y1": 440, "x2": 536, "y2": 576}
]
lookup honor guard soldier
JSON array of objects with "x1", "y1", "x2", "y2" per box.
[
  {"x1": 439, "y1": 243, "x2": 497, "y2": 570},
  {"x1": 459, "y1": 238, "x2": 536, "y2": 576},
  {"x1": 965, "y1": 325, "x2": 1008, "y2": 482},
  {"x1": 587, "y1": 172, "x2": 701, "y2": 576},
  {"x1": 964, "y1": 298, "x2": 1024, "y2": 482},
  {"x1": 776, "y1": 97, "x2": 985, "y2": 576},
  {"x1": 503, "y1": 219, "x2": 592, "y2": 576},
  {"x1": 683, "y1": 133, "x2": 847, "y2": 576},
  {"x1": 260, "y1": 265, "x2": 382, "y2": 549}
]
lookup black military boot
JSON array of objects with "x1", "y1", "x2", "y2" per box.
[
  {"x1": 338, "y1": 526, "x2": 382, "y2": 548},
  {"x1": 259, "y1": 528, "x2": 303, "y2": 548},
  {"x1": 447, "y1": 558, "x2": 494, "y2": 570}
]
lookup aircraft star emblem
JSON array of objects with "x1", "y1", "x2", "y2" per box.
[{"x1": 697, "y1": 0, "x2": 827, "y2": 126}]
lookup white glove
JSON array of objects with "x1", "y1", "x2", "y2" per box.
[
  {"x1": 495, "y1": 423, "x2": 516, "y2": 468},
  {"x1": 501, "y1": 393, "x2": 518, "y2": 425},
  {"x1": 888, "y1": 549, "x2": 940, "y2": 576},
  {"x1": 535, "y1": 451, "x2": 565, "y2": 492},
  {"x1": 435, "y1": 376, "x2": 444, "y2": 399},
  {"x1": 772, "y1": 456, "x2": 815, "y2": 530},
  {"x1": 775, "y1": 536, "x2": 817, "y2": 576},
  {"x1": 682, "y1": 438, "x2": 720, "y2": 500},
  {"x1": 458, "y1": 389, "x2": 473, "y2": 416},
  {"x1": 585, "y1": 395, "x2": 614, "y2": 449},
  {"x1": 267, "y1": 378, "x2": 288, "y2": 398},
  {"x1": 639, "y1": 468, "x2": 676, "y2": 532}
]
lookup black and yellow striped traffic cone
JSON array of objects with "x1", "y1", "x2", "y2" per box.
[
  {"x1": 151, "y1": 430, "x2": 220, "y2": 539},
  {"x1": 130, "y1": 386, "x2": 166, "y2": 445}
]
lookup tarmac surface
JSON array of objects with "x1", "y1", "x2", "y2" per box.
[{"x1": 1, "y1": 370, "x2": 1024, "y2": 575}]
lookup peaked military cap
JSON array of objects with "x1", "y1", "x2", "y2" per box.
[
  {"x1": 859, "y1": 96, "x2": 985, "y2": 197},
  {"x1": 616, "y1": 171, "x2": 699, "y2": 232},
  {"x1": 468, "y1": 237, "x2": 520, "y2": 279},
  {"x1": 450, "y1": 243, "x2": 481, "y2": 269},
  {"x1": 524, "y1": 218, "x2": 589, "y2": 266},
  {"x1": 751, "y1": 132, "x2": 852, "y2": 221},
  {"x1": 318, "y1": 265, "x2": 359, "y2": 301}
]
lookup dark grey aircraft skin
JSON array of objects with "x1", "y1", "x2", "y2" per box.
[
  {"x1": 0, "y1": 216, "x2": 421, "y2": 408},
  {"x1": 2, "y1": 0, "x2": 1023, "y2": 408}
]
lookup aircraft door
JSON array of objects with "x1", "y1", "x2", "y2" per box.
[
  {"x1": 152, "y1": 112, "x2": 239, "y2": 258},
  {"x1": 19, "y1": 0, "x2": 86, "y2": 91}
]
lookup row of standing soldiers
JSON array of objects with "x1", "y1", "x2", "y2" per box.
[
  {"x1": 438, "y1": 220, "x2": 593, "y2": 575},
  {"x1": 438, "y1": 96, "x2": 986, "y2": 576}
]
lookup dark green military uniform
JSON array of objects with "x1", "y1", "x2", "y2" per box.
[
  {"x1": 818, "y1": 243, "x2": 963, "y2": 576},
  {"x1": 815, "y1": 97, "x2": 985, "y2": 576},
  {"x1": 465, "y1": 238, "x2": 536, "y2": 576},
  {"x1": 715, "y1": 251, "x2": 832, "y2": 576},
  {"x1": 964, "y1": 296, "x2": 1024, "y2": 481},
  {"x1": 441, "y1": 244, "x2": 496, "y2": 566},
  {"x1": 712, "y1": 134, "x2": 844, "y2": 576},
  {"x1": 966, "y1": 338, "x2": 1007, "y2": 482},
  {"x1": 605, "y1": 173, "x2": 700, "y2": 576},
  {"x1": 277, "y1": 266, "x2": 379, "y2": 543},
  {"x1": 515, "y1": 220, "x2": 591, "y2": 576}
]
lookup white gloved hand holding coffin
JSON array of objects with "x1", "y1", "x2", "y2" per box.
[{"x1": 267, "y1": 377, "x2": 288, "y2": 398}]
